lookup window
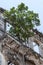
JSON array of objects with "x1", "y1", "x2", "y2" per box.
[{"x1": 33, "y1": 42, "x2": 39, "y2": 53}]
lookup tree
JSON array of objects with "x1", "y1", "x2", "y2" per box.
[{"x1": 3, "y1": 3, "x2": 40, "y2": 44}]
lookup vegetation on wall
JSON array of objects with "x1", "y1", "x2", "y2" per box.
[{"x1": 3, "y1": 3, "x2": 40, "y2": 43}]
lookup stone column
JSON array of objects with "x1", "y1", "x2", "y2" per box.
[
  {"x1": 39, "y1": 44, "x2": 43, "y2": 57},
  {"x1": 28, "y1": 37, "x2": 34, "y2": 50}
]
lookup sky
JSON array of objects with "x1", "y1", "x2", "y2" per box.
[{"x1": 0, "y1": 0, "x2": 43, "y2": 33}]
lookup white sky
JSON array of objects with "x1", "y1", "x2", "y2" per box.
[{"x1": 0, "y1": 0, "x2": 43, "y2": 32}]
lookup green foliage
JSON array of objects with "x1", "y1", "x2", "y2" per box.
[{"x1": 3, "y1": 3, "x2": 40, "y2": 42}]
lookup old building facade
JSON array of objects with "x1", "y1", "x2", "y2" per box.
[{"x1": 0, "y1": 8, "x2": 43, "y2": 65}]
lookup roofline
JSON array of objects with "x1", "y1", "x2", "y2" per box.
[{"x1": 0, "y1": 7, "x2": 5, "y2": 13}]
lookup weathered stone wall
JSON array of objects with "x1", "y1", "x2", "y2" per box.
[{"x1": 0, "y1": 33, "x2": 43, "y2": 65}]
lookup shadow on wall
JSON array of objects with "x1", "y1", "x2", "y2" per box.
[{"x1": 25, "y1": 60, "x2": 36, "y2": 65}]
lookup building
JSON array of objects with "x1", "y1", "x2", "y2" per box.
[{"x1": 0, "y1": 8, "x2": 43, "y2": 65}]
